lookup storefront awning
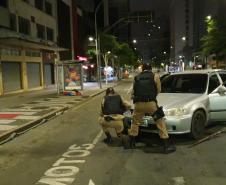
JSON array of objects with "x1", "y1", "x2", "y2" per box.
[{"x1": 0, "y1": 37, "x2": 67, "y2": 52}]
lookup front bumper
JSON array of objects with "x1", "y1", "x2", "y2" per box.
[{"x1": 139, "y1": 114, "x2": 192, "y2": 134}]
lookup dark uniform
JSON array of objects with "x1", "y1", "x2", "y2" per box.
[
  {"x1": 128, "y1": 64, "x2": 176, "y2": 153},
  {"x1": 99, "y1": 87, "x2": 131, "y2": 144}
]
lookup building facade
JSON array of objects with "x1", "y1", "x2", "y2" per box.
[
  {"x1": 170, "y1": 0, "x2": 226, "y2": 69},
  {"x1": 0, "y1": 0, "x2": 58, "y2": 95}
]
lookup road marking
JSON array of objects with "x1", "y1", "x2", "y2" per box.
[
  {"x1": 36, "y1": 131, "x2": 103, "y2": 185},
  {"x1": 89, "y1": 179, "x2": 95, "y2": 185},
  {"x1": 0, "y1": 120, "x2": 16, "y2": 124},
  {"x1": 0, "y1": 112, "x2": 36, "y2": 115},
  {"x1": 127, "y1": 84, "x2": 133, "y2": 94},
  {"x1": 172, "y1": 177, "x2": 185, "y2": 185},
  {"x1": 92, "y1": 130, "x2": 103, "y2": 145},
  {"x1": 3, "y1": 108, "x2": 43, "y2": 112},
  {"x1": 15, "y1": 115, "x2": 40, "y2": 120},
  {"x1": 0, "y1": 125, "x2": 17, "y2": 131}
]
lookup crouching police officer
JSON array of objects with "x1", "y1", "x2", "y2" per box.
[
  {"x1": 127, "y1": 63, "x2": 176, "y2": 154},
  {"x1": 98, "y1": 87, "x2": 131, "y2": 144}
]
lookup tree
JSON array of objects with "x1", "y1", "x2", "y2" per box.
[
  {"x1": 201, "y1": 18, "x2": 226, "y2": 66},
  {"x1": 115, "y1": 43, "x2": 138, "y2": 67}
]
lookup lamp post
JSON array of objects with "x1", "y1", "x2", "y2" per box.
[{"x1": 95, "y1": 1, "x2": 103, "y2": 89}]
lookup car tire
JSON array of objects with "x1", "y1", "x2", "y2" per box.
[{"x1": 190, "y1": 110, "x2": 206, "y2": 139}]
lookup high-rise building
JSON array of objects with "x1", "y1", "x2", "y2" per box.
[
  {"x1": 130, "y1": 0, "x2": 170, "y2": 63},
  {"x1": 170, "y1": 0, "x2": 226, "y2": 68}
]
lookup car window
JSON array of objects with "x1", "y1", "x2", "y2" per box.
[
  {"x1": 208, "y1": 74, "x2": 220, "y2": 94},
  {"x1": 219, "y1": 73, "x2": 226, "y2": 86},
  {"x1": 161, "y1": 74, "x2": 208, "y2": 93}
]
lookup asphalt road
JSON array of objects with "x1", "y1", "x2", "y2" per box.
[{"x1": 0, "y1": 79, "x2": 226, "y2": 185}]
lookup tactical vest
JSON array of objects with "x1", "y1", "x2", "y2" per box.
[
  {"x1": 133, "y1": 71, "x2": 157, "y2": 103},
  {"x1": 102, "y1": 95, "x2": 125, "y2": 115}
]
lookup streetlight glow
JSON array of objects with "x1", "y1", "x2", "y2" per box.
[
  {"x1": 206, "y1": 15, "x2": 212, "y2": 20},
  {"x1": 133, "y1": 39, "x2": 137, "y2": 43},
  {"x1": 182, "y1": 36, "x2": 186, "y2": 41},
  {"x1": 88, "y1": 36, "x2": 94, "y2": 42}
]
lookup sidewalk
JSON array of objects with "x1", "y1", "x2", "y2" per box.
[{"x1": 0, "y1": 82, "x2": 116, "y2": 144}]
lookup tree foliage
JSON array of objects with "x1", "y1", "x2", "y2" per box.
[
  {"x1": 114, "y1": 43, "x2": 138, "y2": 67},
  {"x1": 86, "y1": 33, "x2": 139, "y2": 67},
  {"x1": 201, "y1": 18, "x2": 226, "y2": 61}
]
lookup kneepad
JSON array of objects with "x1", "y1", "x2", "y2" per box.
[{"x1": 152, "y1": 106, "x2": 165, "y2": 121}]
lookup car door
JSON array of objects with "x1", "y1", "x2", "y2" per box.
[{"x1": 208, "y1": 72, "x2": 226, "y2": 121}]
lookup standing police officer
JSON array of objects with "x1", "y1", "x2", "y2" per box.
[
  {"x1": 127, "y1": 63, "x2": 176, "y2": 153},
  {"x1": 99, "y1": 87, "x2": 131, "y2": 144}
]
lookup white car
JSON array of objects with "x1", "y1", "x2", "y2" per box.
[{"x1": 140, "y1": 69, "x2": 226, "y2": 139}]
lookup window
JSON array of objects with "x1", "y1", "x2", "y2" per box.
[
  {"x1": 161, "y1": 74, "x2": 208, "y2": 94},
  {"x1": 219, "y1": 73, "x2": 226, "y2": 86},
  {"x1": 18, "y1": 16, "x2": 30, "y2": 35},
  {"x1": 46, "y1": 27, "x2": 54, "y2": 41},
  {"x1": 0, "y1": 48, "x2": 21, "y2": 56},
  {"x1": 36, "y1": 24, "x2": 45, "y2": 39},
  {"x1": 0, "y1": 0, "x2": 7, "y2": 8},
  {"x1": 35, "y1": 0, "x2": 44, "y2": 10},
  {"x1": 208, "y1": 74, "x2": 220, "y2": 94},
  {"x1": 45, "y1": 1, "x2": 52, "y2": 15},
  {"x1": 25, "y1": 50, "x2": 41, "y2": 57},
  {"x1": 10, "y1": 14, "x2": 17, "y2": 31}
]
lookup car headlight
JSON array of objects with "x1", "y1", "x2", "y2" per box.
[{"x1": 164, "y1": 107, "x2": 189, "y2": 117}]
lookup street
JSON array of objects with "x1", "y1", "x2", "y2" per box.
[{"x1": 0, "y1": 79, "x2": 226, "y2": 185}]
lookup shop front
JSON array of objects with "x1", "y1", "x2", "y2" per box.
[{"x1": 1, "y1": 61, "x2": 22, "y2": 93}]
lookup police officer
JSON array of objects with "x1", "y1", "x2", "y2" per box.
[
  {"x1": 127, "y1": 63, "x2": 176, "y2": 153},
  {"x1": 98, "y1": 87, "x2": 131, "y2": 144}
]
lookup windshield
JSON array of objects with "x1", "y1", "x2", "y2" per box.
[{"x1": 161, "y1": 74, "x2": 208, "y2": 93}]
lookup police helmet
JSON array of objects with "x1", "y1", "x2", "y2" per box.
[
  {"x1": 142, "y1": 63, "x2": 152, "y2": 71},
  {"x1": 106, "y1": 87, "x2": 115, "y2": 95}
]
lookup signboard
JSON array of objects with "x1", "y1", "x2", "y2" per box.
[{"x1": 64, "y1": 63, "x2": 82, "y2": 90}]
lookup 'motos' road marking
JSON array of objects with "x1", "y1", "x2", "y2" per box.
[{"x1": 36, "y1": 130, "x2": 103, "y2": 185}]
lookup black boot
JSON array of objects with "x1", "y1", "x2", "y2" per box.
[
  {"x1": 103, "y1": 132, "x2": 113, "y2": 144},
  {"x1": 129, "y1": 136, "x2": 136, "y2": 149},
  {"x1": 162, "y1": 139, "x2": 176, "y2": 154},
  {"x1": 122, "y1": 135, "x2": 136, "y2": 149}
]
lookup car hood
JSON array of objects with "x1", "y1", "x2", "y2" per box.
[{"x1": 157, "y1": 93, "x2": 202, "y2": 109}]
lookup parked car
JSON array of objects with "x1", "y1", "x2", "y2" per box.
[{"x1": 140, "y1": 69, "x2": 226, "y2": 139}]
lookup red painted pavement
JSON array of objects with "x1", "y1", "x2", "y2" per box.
[{"x1": 0, "y1": 114, "x2": 21, "y2": 119}]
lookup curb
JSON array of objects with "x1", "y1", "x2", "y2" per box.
[{"x1": 0, "y1": 88, "x2": 108, "y2": 144}]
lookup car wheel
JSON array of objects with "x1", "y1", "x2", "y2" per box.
[{"x1": 190, "y1": 110, "x2": 206, "y2": 139}]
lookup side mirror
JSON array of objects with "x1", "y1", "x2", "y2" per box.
[{"x1": 216, "y1": 85, "x2": 226, "y2": 94}]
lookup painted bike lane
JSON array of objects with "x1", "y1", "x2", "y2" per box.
[{"x1": 36, "y1": 130, "x2": 103, "y2": 185}]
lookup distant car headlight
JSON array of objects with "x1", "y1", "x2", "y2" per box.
[{"x1": 164, "y1": 107, "x2": 189, "y2": 117}]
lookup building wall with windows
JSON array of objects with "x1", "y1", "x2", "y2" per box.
[{"x1": 0, "y1": 0, "x2": 57, "y2": 96}]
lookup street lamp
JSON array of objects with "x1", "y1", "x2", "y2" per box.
[
  {"x1": 88, "y1": 36, "x2": 94, "y2": 42},
  {"x1": 206, "y1": 15, "x2": 212, "y2": 21},
  {"x1": 182, "y1": 36, "x2": 186, "y2": 41},
  {"x1": 133, "y1": 39, "x2": 137, "y2": 44},
  {"x1": 95, "y1": 1, "x2": 104, "y2": 89}
]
